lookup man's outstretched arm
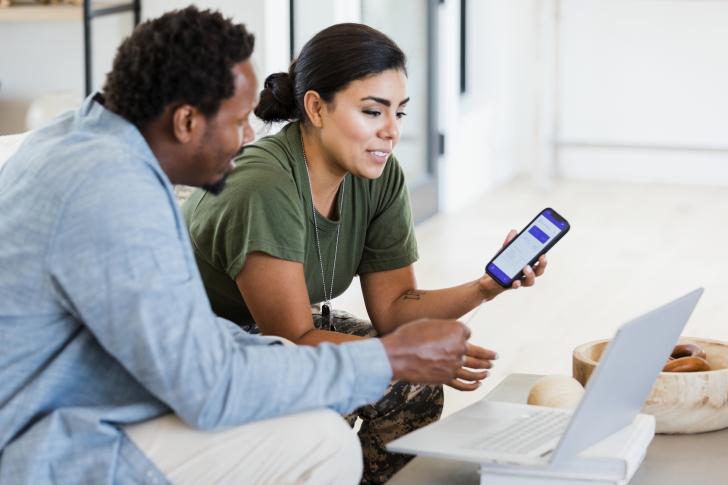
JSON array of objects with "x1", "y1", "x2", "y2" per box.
[{"x1": 48, "y1": 165, "x2": 469, "y2": 430}]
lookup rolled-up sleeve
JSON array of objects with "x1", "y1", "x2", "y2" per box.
[{"x1": 46, "y1": 163, "x2": 392, "y2": 430}]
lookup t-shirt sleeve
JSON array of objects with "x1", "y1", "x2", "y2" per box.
[
  {"x1": 186, "y1": 159, "x2": 306, "y2": 281},
  {"x1": 357, "y1": 156, "x2": 419, "y2": 274}
]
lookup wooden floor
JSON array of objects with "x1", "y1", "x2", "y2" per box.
[{"x1": 334, "y1": 177, "x2": 728, "y2": 417}]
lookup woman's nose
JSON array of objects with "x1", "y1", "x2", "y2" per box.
[{"x1": 380, "y1": 114, "x2": 400, "y2": 141}]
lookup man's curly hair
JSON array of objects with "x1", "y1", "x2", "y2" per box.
[{"x1": 103, "y1": 6, "x2": 254, "y2": 127}]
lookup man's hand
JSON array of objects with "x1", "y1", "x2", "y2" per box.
[{"x1": 380, "y1": 318, "x2": 470, "y2": 384}]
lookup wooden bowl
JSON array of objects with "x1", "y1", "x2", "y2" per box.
[{"x1": 573, "y1": 337, "x2": 728, "y2": 434}]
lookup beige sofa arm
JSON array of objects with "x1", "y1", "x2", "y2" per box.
[{"x1": 0, "y1": 132, "x2": 28, "y2": 170}]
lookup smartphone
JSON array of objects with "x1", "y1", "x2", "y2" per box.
[{"x1": 485, "y1": 208, "x2": 570, "y2": 288}]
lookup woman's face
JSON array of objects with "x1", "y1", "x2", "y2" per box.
[{"x1": 318, "y1": 68, "x2": 408, "y2": 180}]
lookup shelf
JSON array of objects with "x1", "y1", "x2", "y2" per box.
[
  {"x1": 0, "y1": 0, "x2": 139, "y2": 95},
  {"x1": 0, "y1": 4, "x2": 82, "y2": 22},
  {"x1": 0, "y1": 2, "x2": 131, "y2": 23}
]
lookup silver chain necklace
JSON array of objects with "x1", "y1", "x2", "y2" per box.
[{"x1": 301, "y1": 134, "x2": 345, "y2": 328}]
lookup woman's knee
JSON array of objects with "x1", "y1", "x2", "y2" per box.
[{"x1": 368, "y1": 381, "x2": 444, "y2": 419}]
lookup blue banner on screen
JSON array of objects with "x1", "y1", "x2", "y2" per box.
[
  {"x1": 527, "y1": 225, "x2": 549, "y2": 244},
  {"x1": 488, "y1": 212, "x2": 564, "y2": 284}
]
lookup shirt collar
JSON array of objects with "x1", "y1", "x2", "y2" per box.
[{"x1": 80, "y1": 92, "x2": 173, "y2": 189}]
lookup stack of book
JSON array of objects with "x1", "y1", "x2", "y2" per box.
[{"x1": 479, "y1": 414, "x2": 655, "y2": 485}]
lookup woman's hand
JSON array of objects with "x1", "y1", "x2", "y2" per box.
[
  {"x1": 446, "y1": 342, "x2": 498, "y2": 391},
  {"x1": 478, "y1": 229, "x2": 549, "y2": 300}
]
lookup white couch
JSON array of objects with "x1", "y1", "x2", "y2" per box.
[{"x1": 0, "y1": 132, "x2": 28, "y2": 169}]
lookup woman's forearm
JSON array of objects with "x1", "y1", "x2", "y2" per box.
[
  {"x1": 361, "y1": 265, "x2": 508, "y2": 335},
  {"x1": 294, "y1": 327, "x2": 364, "y2": 346},
  {"x1": 375, "y1": 277, "x2": 504, "y2": 334}
]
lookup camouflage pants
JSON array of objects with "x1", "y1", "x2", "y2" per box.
[{"x1": 312, "y1": 309, "x2": 444, "y2": 485}]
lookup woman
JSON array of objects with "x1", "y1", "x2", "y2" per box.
[{"x1": 182, "y1": 23, "x2": 546, "y2": 484}]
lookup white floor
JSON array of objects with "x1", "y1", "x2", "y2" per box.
[{"x1": 333, "y1": 177, "x2": 728, "y2": 417}]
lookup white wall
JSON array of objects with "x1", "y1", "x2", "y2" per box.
[
  {"x1": 292, "y1": 0, "x2": 361, "y2": 53},
  {"x1": 0, "y1": 1, "x2": 287, "y2": 135},
  {"x1": 554, "y1": 0, "x2": 728, "y2": 185},
  {"x1": 143, "y1": 0, "x2": 288, "y2": 77},
  {"x1": 0, "y1": 14, "x2": 133, "y2": 134},
  {"x1": 438, "y1": 0, "x2": 543, "y2": 212},
  {"x1": 441, "y1": 0, "x2": 728, "y2": 208}
]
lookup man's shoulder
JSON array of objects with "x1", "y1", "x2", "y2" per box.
[
  {"x1": 29, "y1": 122, "x2": 163, "y2": 202},
  {"x1": 16, "y1": 114, "x2": 141, "y2": 171}
]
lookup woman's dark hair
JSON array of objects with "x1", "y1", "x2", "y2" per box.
[
  {"x1": 255, "y1": 23, "x2": 406, "y2": 123},
  {"x1": 103, "y1": 6, "x2": 254, "y2": 127}
]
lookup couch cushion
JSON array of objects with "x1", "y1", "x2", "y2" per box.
[{"x1": 0, "y1": 133, "x2": 28, "y2": 170}]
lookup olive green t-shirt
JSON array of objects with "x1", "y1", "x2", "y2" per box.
[{"x1": 181, "y1": 122, "x2": 418, "y2": 327}]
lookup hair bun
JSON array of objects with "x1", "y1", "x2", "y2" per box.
[{"x1": 255, "y1": 72, "x2": 297, "y2": 123}]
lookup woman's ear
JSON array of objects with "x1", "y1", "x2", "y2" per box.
[
  {"x1": 303, "y1": 90, "x2": 325, "y2": 128},
  {"x1": 171, "y1": 104, "x2": 202, "y2": 143}
]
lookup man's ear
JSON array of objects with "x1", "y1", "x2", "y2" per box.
[
  {"x1": 303, "y1": 91, "x2": 326, "y2": 128},
  {"x1": 171, "y1": 104, "x2": 203, "y2": 143}
]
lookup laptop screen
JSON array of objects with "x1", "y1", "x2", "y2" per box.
[{"x1": 550, "y1": 288, "x2": 703, "y2": 462}]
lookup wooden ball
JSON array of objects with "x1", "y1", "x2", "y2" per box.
[{"x1": 527, "y1": 374, "x2": 585, "y2": 409}]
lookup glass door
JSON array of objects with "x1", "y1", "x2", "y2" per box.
[{"x1": 361, "y1": 0, "x2": 439, "y2": 222}]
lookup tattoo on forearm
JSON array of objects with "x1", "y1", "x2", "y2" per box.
[{"x1": 402, "y1": 290, "x2": 424, "y2": 301}]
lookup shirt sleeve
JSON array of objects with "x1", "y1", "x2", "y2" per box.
[
  {"x1": 46, "y1": 163, "x2": 391, "y2": 430},
  {"x1": 186, "y1": 158, "x2": 307, "y2": 281},
  {"x1": 357, "y1": 156, "x2": 419, "y2": 274}
]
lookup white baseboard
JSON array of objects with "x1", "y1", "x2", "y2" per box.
[{"x1": 557, "y1": 145, "x2": 728, "y2": 186}]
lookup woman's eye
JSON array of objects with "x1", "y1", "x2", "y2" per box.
[
  {"x1": 363, "y1": 110, "x2": 381, "y2": 117},
  {"x1": 396, "y1": 112, "x2": 407, "y2": 119}
]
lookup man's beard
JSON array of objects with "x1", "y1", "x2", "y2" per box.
[
  {"x1": 199, "y1": 140, "x2": 245, "y2": 196},
  {"x1": 202, "y1": 170, "x2": 230, "y2": 195}
]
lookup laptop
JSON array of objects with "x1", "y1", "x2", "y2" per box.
[{"x1": 388, "y1": 288, "x2": 703, "y2": 466}]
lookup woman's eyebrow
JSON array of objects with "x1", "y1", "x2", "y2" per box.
[{"x1": 360, "y1": 96, "x2": 410, "y2": 107}]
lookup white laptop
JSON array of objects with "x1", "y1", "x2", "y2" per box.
[{"x1": 388, "y1": 288, "x2": 703, "y2": 467}]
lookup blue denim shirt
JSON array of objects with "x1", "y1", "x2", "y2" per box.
[{"x1": 0, "y1": 95, "x2": 392, "y2": 484}]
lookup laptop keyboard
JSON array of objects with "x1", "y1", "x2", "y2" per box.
[{"x1": 471, "y1": 409, "x2": 570, "y2": 455}]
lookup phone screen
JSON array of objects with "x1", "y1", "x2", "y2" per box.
[{"x1": 486, "y1": 209, "x2": 569, "y2": 286}]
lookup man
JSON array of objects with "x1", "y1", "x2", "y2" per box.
[{"x1": 0, "y1": 7, "x2": 481, "y2": 485}]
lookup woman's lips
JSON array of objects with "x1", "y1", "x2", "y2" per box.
[{"x1": 367, "y1": 150, "x2": 390, "y2": 163}]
